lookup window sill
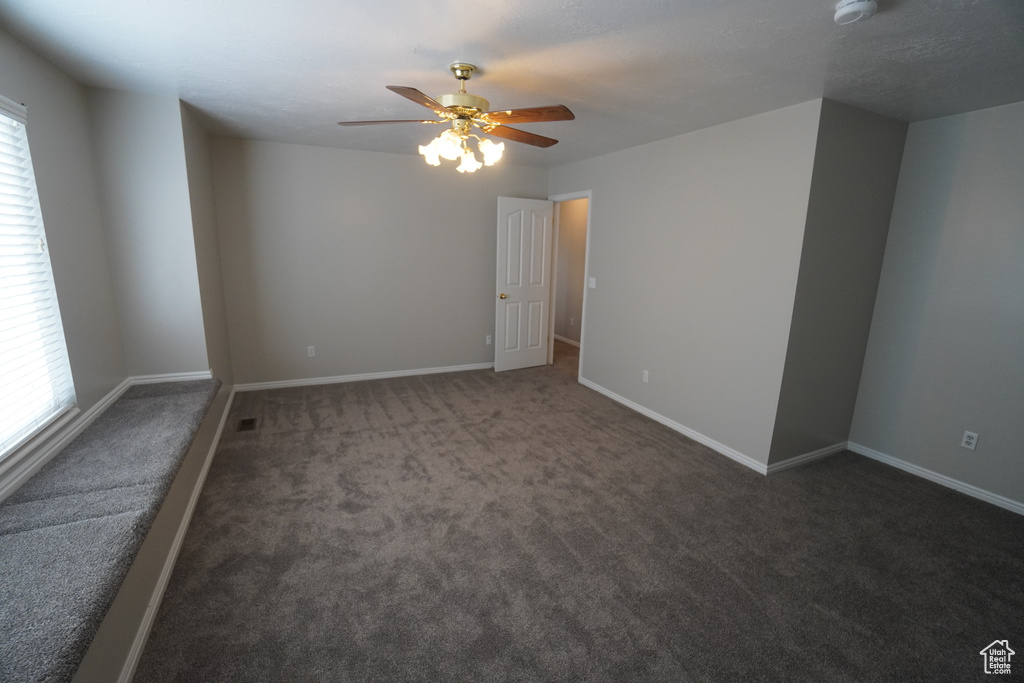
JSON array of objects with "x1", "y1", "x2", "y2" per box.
[{"x1": 0, "y1": 406, "x2": 81, "y2": 504}]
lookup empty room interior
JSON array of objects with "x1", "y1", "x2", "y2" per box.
[{"x1": 0, "y1": 1, "x2": 1022, "y2": 681}]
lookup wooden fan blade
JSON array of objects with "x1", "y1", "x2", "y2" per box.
[
  {"x1": 481, "y1": 105, "x2": 574, "y2": 125},
  {"x1": 482, "y1": 125, "x2": 558, "y2": 148},
  {"x1": 338, "y1": 119, "x2": 439, "y2": 126},
  {"x1": 386, "y1": 86, "x2": 454, "y2": 117}
]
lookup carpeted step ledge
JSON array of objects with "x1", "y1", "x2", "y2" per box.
[{"x1": 0, "y1": 379, "x2": 221, "y2": 683}]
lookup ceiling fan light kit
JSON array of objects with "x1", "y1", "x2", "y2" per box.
[
  {"x1": 338, "y1": 62, "x2": 574, "y2": 173},
  {"x1": 418, "y1": 128, "x2": 503, "y2": 173},
  {"x1": 834, "y1": 0, "x2": 877, "y2": 25}
]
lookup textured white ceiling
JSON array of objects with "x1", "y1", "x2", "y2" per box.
[{"x1": 1, "y1": 0, "x2": 1022, "y2": 168}]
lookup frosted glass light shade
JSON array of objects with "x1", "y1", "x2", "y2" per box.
[
  {"x1": 456, "y1": 149, "x2": 483, "y2": 173},
  {"x1": 478, "y1": 139, "x2": 505, "y2": 166}
]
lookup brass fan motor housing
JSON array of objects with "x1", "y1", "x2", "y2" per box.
[{"x1": 438, "y1": 92, "x2": 490, "y2": 115}]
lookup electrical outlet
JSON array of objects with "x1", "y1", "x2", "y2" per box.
[
  {"x1": 307, "y1": 346, "x2": 315, "y2": 357},
  {"x1": 485, "y1": 335, "x2": 492, "y2": 345},
  {"x1": 642, "y1": 370, "x2": 649, "y2": 383},
  {"x1": 570, "y1": 317, "x2": 574, "y2": 327},
  {"x1": 961, "y1": 431, "x2": 978, "y2": 450},
  {"x1": 588, "y1": 277, "x2": 597, "y2": 289}
]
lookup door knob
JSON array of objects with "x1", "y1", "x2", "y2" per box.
[{"x1": 498, "y1": 293, "x2": 507, "y2": 299}]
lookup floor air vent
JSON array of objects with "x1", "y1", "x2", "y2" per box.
[{"x1": 237, "y1": 418, "x2": 257, "y2": 432}]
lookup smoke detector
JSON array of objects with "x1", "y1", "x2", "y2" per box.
[{"x1": 834, "y1": 0, "x2": 877, "y2": 25}]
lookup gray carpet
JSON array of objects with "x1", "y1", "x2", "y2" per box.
[
  {"x1": 0, "y1": 380, "x2": 220, "y2": 683},
  {"x1": 135, "y1": 347, "x2": 1023, "y2": 682}
]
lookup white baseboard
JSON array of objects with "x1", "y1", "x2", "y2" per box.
[
  {"x1": 129, "y1": 370, "x2": 213, "y2": 384},
  {"x1": 553, "y1": 335, "x2": 581, "y2": 348},
  {"x1": 578, "y1": 377, "x2": 769, "y2": 475},
  {"x1": 235, "y1": 363, "x2": 494, "y2": 392},
  {"x1": 117, "y1": 385, "x2": 236, "y2": 683},
  {"x1": 848, "y1": 442, "x2": 1024, "y2": 517},
  {"x1": 765, "y1": 442, "x2": 848, "y2": 475}
]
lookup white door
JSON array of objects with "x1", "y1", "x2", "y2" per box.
[{"x1": 495, "y1": 197, "x2": 553, "y2": 372}]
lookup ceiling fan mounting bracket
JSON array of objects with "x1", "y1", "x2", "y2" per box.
[{"x1": 449, "y1": 63, "x2": 476, "y2": 82}]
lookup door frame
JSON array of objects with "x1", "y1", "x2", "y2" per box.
[{"x1": 547, "y1": 190, "x2": 592, "y2": 379}]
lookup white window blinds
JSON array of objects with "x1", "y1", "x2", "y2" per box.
[{"x1": 0, "y1": 95, "x2": 76, "y2": 460}]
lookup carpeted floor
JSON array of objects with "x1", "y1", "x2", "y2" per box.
[{"x1": 135, "y1": 344, "x2": 1023, "y2": 682}]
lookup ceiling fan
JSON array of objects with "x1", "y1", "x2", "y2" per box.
[{"x1": 338, "y1": 63, "x2": 574, "y2": 172}]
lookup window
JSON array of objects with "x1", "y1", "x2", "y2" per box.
[{"x1": 0, "y1": 94, "x2": 76, "y2": 462}]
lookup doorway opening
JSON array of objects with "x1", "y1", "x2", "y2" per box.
[{"x1": 548, "y1": 192, "x2": 591, "y2": 379}]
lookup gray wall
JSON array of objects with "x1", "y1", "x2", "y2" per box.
[
  {"x1": 851, "y1": 100, "x2": 1024, "y2": 505},
  {"x1": 0, "y1": 29, "x2": 127, "y2": 411},
  {"x1": 181, "y1": 103, "x2": 234, "y2": 385},
  {"x1": 210, "y1": 138, "x2": 548, "y2": 385},
  {"x1": 548, "y1": 100, "x2": 822, "y2": 465},
  {"x1": 553, "y1": 198, "x2": 588, "y2": 344},
  {"x1": 768, "y1": 101, "x2": 907, "y2": 464},
  {"x1": 87, "y1": 89, "x2": 209, "y2": 377}
]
